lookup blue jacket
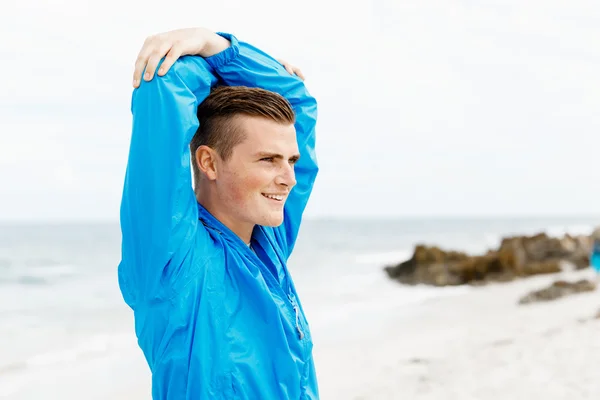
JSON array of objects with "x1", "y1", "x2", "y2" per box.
[{"x1": 118, "y1": 32, "x2": 319, "y2": 399}]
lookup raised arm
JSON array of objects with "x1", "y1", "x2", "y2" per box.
[
  {"x1": 204, "y1": 33, "x2": 319, "y2": 256},
  {"x1": 119, "y1": 36, "x2": 231, "y2": 303}
]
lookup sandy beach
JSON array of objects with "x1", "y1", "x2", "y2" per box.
[{"x1": 313, "y1": 268, "x2": 600, "y2": 400}]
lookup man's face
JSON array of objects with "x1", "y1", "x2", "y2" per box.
[{"x1": 215, "y1": 116, "x2": 299, "y2": 233}]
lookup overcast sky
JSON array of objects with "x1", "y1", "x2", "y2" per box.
[{"x1": 1, "y1": 0, "x2": 599, "y2": 221}]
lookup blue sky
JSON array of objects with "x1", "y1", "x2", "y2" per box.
[{"x1": 1, "y1": 0, "x2": 599, "y2": 221}]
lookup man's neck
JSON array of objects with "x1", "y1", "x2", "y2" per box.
[{"x1": 196, "y1": 192, "x2": 253, "y2": 244}]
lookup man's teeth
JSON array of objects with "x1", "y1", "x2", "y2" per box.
[{"x1": 263, "y1": 194, "x2": 284, "y2": 201}]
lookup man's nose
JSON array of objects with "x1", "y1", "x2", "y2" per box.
[{"x1": 276, "y1": 163, "x2": 296, "y2": 187}]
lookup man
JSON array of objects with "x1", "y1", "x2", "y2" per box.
[{"x1": 118, "y1": 27, "x2": 319, "y2": 399}]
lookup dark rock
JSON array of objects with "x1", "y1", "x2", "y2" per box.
[
  {"x1": 384, "y1": 232, "x2": 592, "y2": 286},
  {"x1": 518, "y1": 279, "x2": 596, "y2": 305}
]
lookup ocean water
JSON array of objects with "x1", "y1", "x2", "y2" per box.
[{"x1": 1, "y1": 216, "x2": 599, "y2": 398}]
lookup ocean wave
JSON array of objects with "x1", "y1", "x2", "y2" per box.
[
  {"x1": 22, "y1": 258, "x2": 63, "y2": 268},
  {"x1": 24, "y1": 264, "x2": 77, "y2": 278},
  {"x1": 16, "y1": 275, "x2": 49, "y2": 285},
  {"x1": 545, "y1": 224, "x2": 595, "y2": 237},
  {"x1": 0, "y1": 264, "x2": 79, "y2": 286},
  {"x1": 0, "y1": 332, "x2": 134, "y2": 377},
  {"x1": 495, "y1": 223, "x2": 596, "y2": 239},
  {"x1": 354, "y1": 250, "x2": 413, "y2": 265}
]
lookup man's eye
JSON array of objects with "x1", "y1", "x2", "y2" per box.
[{"x1": 260, "y1": 157, "x2": 274, "y2": 162}]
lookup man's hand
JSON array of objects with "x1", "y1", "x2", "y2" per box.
[
  {"x1": 277, "y1": 59, "x2": 305, "y2": 81},
  {"x1": 132, "y1": 28, "x2": 306, "y2": 88},
  {"x1": 132, "y1": 27, "x2": 229, "y2": 88}
]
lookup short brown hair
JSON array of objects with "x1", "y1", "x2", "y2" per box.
[{"x1": 190, "y1": 86, "x2": 295, "y2": 180}]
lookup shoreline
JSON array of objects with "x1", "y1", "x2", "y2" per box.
[{"x1": 3, "y1": 268, "x2": 600, "y2": 399}]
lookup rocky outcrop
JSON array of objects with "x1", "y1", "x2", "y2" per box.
[
  {"x1": 384, "y1": 233, "x2": 591, "y2": 286},
  {"x1": 518, "y1": 280, "x2": 596, "y2": 305}
]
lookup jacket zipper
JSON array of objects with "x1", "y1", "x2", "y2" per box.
[
  {"x1": 202, "y1": 219, "x2": 305, "y2": 341},
  {"x1": 288, "y1": 293, "x2": 304, "y2": 340}
]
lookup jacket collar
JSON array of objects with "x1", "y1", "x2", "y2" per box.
[
  {"x1": 197, "y1": 201, "x2": 292, "y2": 293},
  {"x1": 196, "y1": 201, "x2": 258, "y2": 247}
]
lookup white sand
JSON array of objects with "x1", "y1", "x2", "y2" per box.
[
  {"x1": 5, "y1": 270, "x2": 600, "y2": 400},
  {"x1": 313, "y1": 269, "x2": 600, "y2": 400}
]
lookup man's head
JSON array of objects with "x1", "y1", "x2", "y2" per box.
[{"x1": 190, "y1": 86, "x2": 299, "y2": 240}]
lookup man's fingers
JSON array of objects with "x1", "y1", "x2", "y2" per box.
[
  {"x1": 277, "y1": 58, "x2": 294, "y2": 76},
  {"x1": 276, "y1": 58, "x2": 305, "y2": 81},
  {"x1": 133, "y1": 36, "x2": 158, "y2": 87},
  {"x1": 158, "y1": 45, "x2": 183, "y2": 76},
  {"x1": 132, "y1": 37, "x2": 173, "y2": 87},
  {"x1": 284, "y1": 65, "x2": 295, "y2": 76},
  {"x1": 133, "y1": 54, "x2": 149, "y2": 87},
  {"x1": 143, "y1": 52, "x2": 164, "y2": 81},
  {"x1": 294, "y1": 68, "x2": 305, "y2": 81},
  {"x1": 144, "y1": 39, "x2": 174, "y2": 81}
]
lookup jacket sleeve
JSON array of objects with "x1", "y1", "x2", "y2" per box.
[
  {"x1": 118, "y1": 56, "x2": 222, "y2": 302},
  {"x1": 204, "y1": 33, "x2": 319, "y2": 257}
]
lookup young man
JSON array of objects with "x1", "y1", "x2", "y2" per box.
[{"x1": 118, "y1": 28, "x2": 319, "y2": 399}]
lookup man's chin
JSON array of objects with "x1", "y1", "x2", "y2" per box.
[{"x1": 255, "y1": 214, "x2": 284, "y2": 227}]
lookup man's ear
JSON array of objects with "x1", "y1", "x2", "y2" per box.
[{"x1": 195, "y1": 146, "x2": 218, "y2": 180}]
